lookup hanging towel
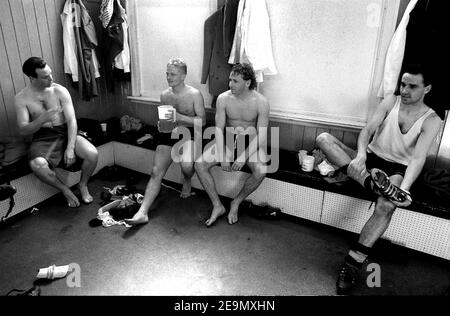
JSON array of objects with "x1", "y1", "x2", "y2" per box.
[
  {"x1": 228, "y1": 0, "x2": 277, "y2": 82},
  {"x1": 377, "y1": 0, "x2": 418, "y2": 98},
  {"x1": 61, "y1": 0, "x2": 100, "y2": 101}
]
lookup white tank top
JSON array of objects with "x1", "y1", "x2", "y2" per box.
[{"x1": 367, "y1": 96, "x2": 435, "y2": 166}]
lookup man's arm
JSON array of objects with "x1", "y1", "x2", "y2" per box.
[
  {"x1": 348, "y1": 95, "x2": 396, "y2": 175},
  {"x1": 175, "y1": 90, "x2": 206, "y2": 126},
  {"x1": 15, "y1": 95, "x2": 59, "y2": 136},
  {"x1": 57, "y1": 85, "x2": 77, "y2": 165},
  {"x1": 215, "y1": 94, "x2": 229, "y2": 170},
  {"x1": 400, "y1": 113, "x2": 442, "y2": 191},
  {"x1": 234, "y1": 96, "x2": 269, "y2": 165}
]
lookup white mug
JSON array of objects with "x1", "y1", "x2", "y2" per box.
[{"x1": 157, "y1": 105, "x2": 176, "y2": 133}]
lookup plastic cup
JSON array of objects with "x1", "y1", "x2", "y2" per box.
[
  {"x1": 301, "y1": 155, "x2": 315, "y2": 172},
  {"x1": 298, "y1": 150, "x2": 308, "y2": 165}
]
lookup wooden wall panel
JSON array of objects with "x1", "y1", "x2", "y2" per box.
[
  {"x1": 44, "y1": 0, "x2": 65, "y2": 84},
  {"x1": 9, "y1": 0, "x2": 32, "y2": 68},
  {"x1": 0, "y1": 91, "x2": 11, "y2": 136},
  {"x1": 0, "y1": 23, "x2": 18, "y2": 136},
  {"x1": 33, "y1": 0, "x2": 55, "y2": 69},
  {"x1": 0, "y1": 2, "x2": 26, "y2": 94},
  {"x1": 22, "y1": 0, "x2": 43, "y2": 57}
]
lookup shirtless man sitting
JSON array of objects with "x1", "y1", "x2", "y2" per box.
[
  {"x1": 125, "y1": 58, "x2": 206, "y2": 226},
  {"x1": 15, "y1": 57, "x2": 98, "y2": 207},
  {"x1": 195, "y1": 63, "x2": 270, "y2": 226}
]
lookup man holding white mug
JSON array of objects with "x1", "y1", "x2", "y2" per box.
[{"x1": 125, "y1": 58, "x2": 206, "y2": 226}]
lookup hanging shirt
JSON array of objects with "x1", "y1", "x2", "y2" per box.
[
  {"x1": 228, "y1": 0, "x2": 277, "y2": 82},
  {"x1": 99, "y1": 0, "x2": 114, "y2": 28},
  {"x1": 368, "y1": 96, "x2": 435, "y2": 165},
  {"x1": 113, "y1": 1, "x2": 130, "y2": 73},
  {"x1": 377, "y1": 0, "x2": 418, "y2": 98},
  {"x1": 61, "y1": 0, "x2": 100, "y2": 83}
]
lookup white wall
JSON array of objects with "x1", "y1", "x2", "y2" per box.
[
  {"x1": 131, "y1": 0, "x2": 399, "y2": 128},
  {"x1": 134, "y1": 0, "x2": 215, "y2": 105},
  {"x1": 261, "y1": 0, "x2": 398, "y2": 127}
]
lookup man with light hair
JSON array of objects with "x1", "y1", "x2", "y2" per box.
[{"x1": 125, "y1": 58, "x2": 206, "y2": 226}]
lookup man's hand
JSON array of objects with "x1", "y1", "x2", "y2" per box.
[
  {"x1": 231, "y1": 161, "x2": 245, "y2": 171},
  {"x1": 347, "y1": 154, "x2": 367, "y2": 182},
  {"x1": 221, "y1": 162, "x2": 231, "y2": 172},
  {"x1": 40, "y1": 108, "x2": 62, "y2": 127},
  {"x1": 64, "y1": 148, "x2": 76, "y2": 167}
]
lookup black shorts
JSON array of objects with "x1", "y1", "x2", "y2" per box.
[{"x1": 366, "y1": 152, "x2": 407, "y2": 178}]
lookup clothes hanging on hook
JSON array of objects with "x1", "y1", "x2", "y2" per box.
[
  {"x1": 100, "y1": 0, "x2": 130, "y2": 92},
  {"x1": 61, "y1": 0, "x2": 100, "y2": 101}
]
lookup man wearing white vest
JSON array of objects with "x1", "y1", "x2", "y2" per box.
[{"x1": 315, "y1": 64, "x2": 442, "y2": 295}]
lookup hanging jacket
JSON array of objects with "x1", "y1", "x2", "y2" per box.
[
  {"x1": 61, "y1": 0, "x2": 100, "y2": 101},
  {"x1": 228, "y1": 0, "x2": 277, "y2": 82},
  {"x1": 101, "y1": 0, "x2": 130, "y2": 92},
  {"x1": 222, "y1": 0, "x2": 240, "y2": 59},
  {"x1": 201, "y1": 6, "x2": 233, "y2": 97}
]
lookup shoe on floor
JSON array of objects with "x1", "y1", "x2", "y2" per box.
[
  {"x1": 336, "y1": 263, "x2": 358, "y2": 295},
  {"x1": 370, "y1": 168, "x2": 412, "y2": 207}
]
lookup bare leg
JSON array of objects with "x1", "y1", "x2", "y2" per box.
[
  {"x1": 74, "y1": 136, "x2": 98, "y2": 204},
  {"x1": 315, "y1": 132, "x2": 356, "y2": 168},
  {"x1": 180, "y1": 162, "x2": 196, "y2": 198},
  {"x1": 358, "y1": 175, "x2": 402, "y2": 247},
  {"x1": 124, "y1": 145, "x2": 173, "y2": 226},
  {"x1": 195, "y1": 154, "x2": 226, "y2": 227},
  {"x1": 30, "y1": 157, "x2": 80, "y2": 207},
  {"x1": 179, "y1": 140, "x2": 196, "y2": 198},
  {"x1": 228, "y1": 160, "x2": 266, "y2": 225}
]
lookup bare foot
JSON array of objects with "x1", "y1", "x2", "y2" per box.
[
  {"x1": 63, "y1": 189, "x2": 80, "y2": 208},
  {"x1": 77, "y1": 184, "x2": 93, "y2": 204},
  {"x1": 124, "y1": 210, "x2": 149, "y2": 226},
  {"x1": 180, "y1": 182, "x2": 196, "y2": 199},
  {"x1": 227, "y1": 200, "x2": 240, "y2": 225},
  {"x1": 205, "y1": 205, "x2": 226, "y2": 227}
]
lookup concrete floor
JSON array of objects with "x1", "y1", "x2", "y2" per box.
[{"x1": 0, "y1": 175, "x2": 449, "y2": 296}]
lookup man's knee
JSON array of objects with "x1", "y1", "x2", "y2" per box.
[
  {"x1": 85, "y1": 146, "x2": 99, "y2": 163},
  {"x1": 195, "y1": 161, "x2": 209, "y2": 174},
  {"x1": 180, "y1": 161, "x2": 194, "y2": 173},
  {"x1": 374, "y1": 198, "x2": 396, "y2": 217},
  {"x1": 315, "y1": 132, "x2": 333, "y2": 150},
  {"x1": 29, "y1": 157, "x2": 49, "y2": 171},
  {"x1": 252, "y1": 164, "x2": 266, "y2": 181},
  {"x1": 150, "y1": 164, "x2": 166, "y2": 178}
]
